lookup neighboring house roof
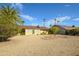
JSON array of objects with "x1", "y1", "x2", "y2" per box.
[
  {"x1": 63, "y1": 26, "x2": 76, "y2": 30},
  {"x1": 53, "y1": 25, "x2": 76, "y2": 30},
  {"x1": 20, "y1": 26, "x2": 49, "y2": 31}
]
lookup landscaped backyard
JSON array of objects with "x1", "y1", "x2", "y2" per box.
[{"x1": 0, "y1": 35, "x2": 79, "y2": 56}]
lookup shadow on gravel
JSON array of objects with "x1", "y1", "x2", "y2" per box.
[{"x1": 0, "y1": 39, "x2": 11, "y2": 42}]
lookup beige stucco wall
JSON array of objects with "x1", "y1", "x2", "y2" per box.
[
  {"x1": 25, "y1": 29, "x2": 48, "y2": 35},
  {"x1": 25, "y1": 29, "x2": 33, "y2": 35}
]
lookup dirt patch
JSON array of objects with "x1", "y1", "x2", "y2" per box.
[{"x1": 0, "y1": 35, "x2": 79, "y2": 56}]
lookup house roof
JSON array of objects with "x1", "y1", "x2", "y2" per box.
[
  {"x1": 20, "y1": 26, "x2": 49, "y2": 31},
  {"x1": 53, "y1": 25, "x2": 76, "y2": 30},
  {"x1": 63, "y1": 26, "x2": 76, "y2": 30}
]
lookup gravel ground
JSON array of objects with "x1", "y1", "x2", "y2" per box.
[{"x1": 0, "y1": 35, "x2": 79, "y2": 56}]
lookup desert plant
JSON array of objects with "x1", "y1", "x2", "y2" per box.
[{"x1": 0, "y1": 5, "x2": 22, "y2": 41}]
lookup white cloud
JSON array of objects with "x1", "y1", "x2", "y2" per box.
[
  {"x1": 11, "y1": 3, "x2": 23, "y2": 11},
  {"x1": 20, "y1": 15, "x2": 37, "y2": 21},
  {"x1": 45, "y1": 16, "x2": 71, "y2": 27},
  {"x1": 56, "y1": 16, "x2": 71, "y2": 22},
  {"x1": 73, "y1": 18, "x2": 79, "y2": 21},
  {"x1": 45, "y1": 19, "x2": 55, "y2": 27}
]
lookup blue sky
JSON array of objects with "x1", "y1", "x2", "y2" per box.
[{"x1": 1, "y1": 3, "x2": 79, "y2": 27}]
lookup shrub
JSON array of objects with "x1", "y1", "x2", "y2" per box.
[
  {"x1": 20, "y1": 28, "x2": 25, "y2": 35},
  {"x1": 48, "y1": 26, "x2": 65, "y2": 35},
  {"x1": 65, "y1": 28, "x2": 79, "y2": 36}
]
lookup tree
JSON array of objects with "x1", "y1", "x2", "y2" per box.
[
  {"x1": 43, "y1": 18, "x2": 46, "y2": 27},
  {"x1": 21, "y1": 21, "x2": 25, "y2": 25},
  {"x1": 54, "y1": 18, "x2": 60, "y2": 25},
  {"x1": 0, "y1": 5, "x2": 22, "y2": 41},
  {"x1": 72, "y1": 25, "x2": 75, "y2": 27},
  {"x1": 49, "y1": 24, "x2": 52, "y2": 27}
]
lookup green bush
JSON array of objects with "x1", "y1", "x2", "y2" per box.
[
  {"x1": 48, "y1": 26, "x2": 65, "y2": 35},
  {"x1": 20, "y1": 29, "x2": 25, "y2": 35},
  {"x1": 65, "y1": 28, "x2": 79, "y2": 36},
  {"x1": 48, "y1": 25, "x2": 79, "y2": 36}
]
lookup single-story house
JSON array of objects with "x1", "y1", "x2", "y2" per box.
[{"x1": 20, "y1": 26, "x2": 48, "y2": 35}]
